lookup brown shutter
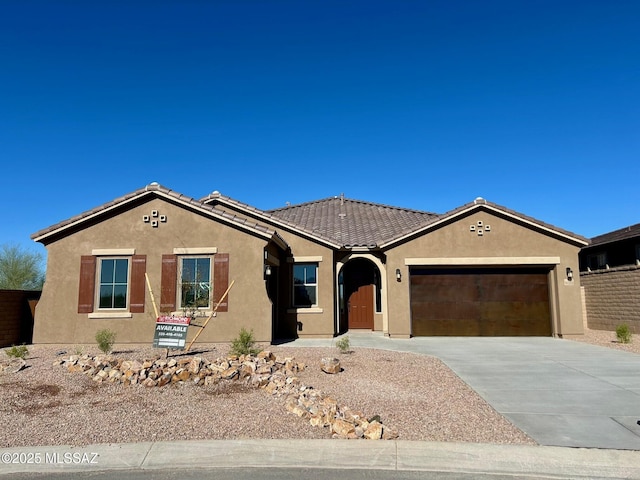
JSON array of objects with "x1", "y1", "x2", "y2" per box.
[
  {"x1": 78, "y1": 255, "x2": 96, "y2": 313},
  {"x1": 160, "y1": 254, "x2": 177, "y2": 312},
  {"x1": 213, "y1": 253, "x2": 229, "y2": 312},
  {"x1": 129, "y1": 255, "x2": 146, "y2": 313}
]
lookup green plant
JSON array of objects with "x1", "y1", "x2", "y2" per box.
[
  {"x1": 230, "y1": 328, "x2": 261, "y2": 356},
  {"x1": 95, "y1": 329, "x2": 117, "y2": 354},
  {"x1": 616, "y1": 324, "x2": 632, "y2": 344},
  {"x1": 335, "y1": 335, "x2": 350, "y2": 353},
  {"x1": 72, "y1": 345, "x2": 85, "y2": 356},
  {"x1": 5, "y1": 344, "x2": 28, "y2": 360}
]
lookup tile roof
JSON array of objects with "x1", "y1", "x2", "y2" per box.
[
  {"x1": 267, "y1": 196, "x2": 439, "y2": 247},
  {"x1": 379, "y1": 197, "x2": 589, "y2": 248},
  {"x1": 587, "y1": 222, "x2": 640, "y2": 248},
  {"x1": 31, "y1": 183, "x2": 283, "y2": 245},
  {"x1": 32, "y1": 184, "x2": 588, "y2": 251}
]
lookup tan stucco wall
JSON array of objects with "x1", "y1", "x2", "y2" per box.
[
  {"x1": 33, "y1": 197, "x2": 274, "y2": 344},
  {"x1": 384, "y1": 210, "x2": 584, "y2": 337},
  {"x1": 278, "y1": 233, "x2": 336, "y2": 337}
]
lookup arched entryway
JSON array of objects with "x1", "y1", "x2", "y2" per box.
[{"x1": 338, "y1": 258, "x2": 381, "y2": 333}]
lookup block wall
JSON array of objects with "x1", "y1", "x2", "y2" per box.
[
  {"x1": 580, "y1": 265, "x2": 640, "y2": 333},
  {"x1": 0, "y1": 290, "x2": 40, "y2": 347}
]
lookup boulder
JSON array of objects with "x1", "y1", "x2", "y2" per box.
[
  {"x1": 0, "y1": 358, "x2": 26, "y2": 374},
  {"x1": 321, "y1": 357, "x2": 341, "y2": 374}
]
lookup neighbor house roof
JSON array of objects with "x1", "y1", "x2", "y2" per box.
[
  {"x1": 31, "y1": 183, "x2": 288, "y2": 249},
  {"x1": 587, "y1": 222, "x2": 640, "y2": 248}
]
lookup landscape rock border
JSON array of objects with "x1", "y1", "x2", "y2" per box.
[{"x1": 55, "y1": 350, "x2": 398, "y2": 440}]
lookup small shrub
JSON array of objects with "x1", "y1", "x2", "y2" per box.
[
  {"x1": 73, "y1": 345, "x2": 84, "y2": 356},
  {"x1": 95, "y1": 329, "x2": 116, "y2": 354},
  {"x1": 616, "y1": 324, "x2": 632, "y2": 344},
  {"x1": 335, "y1": 335, "x2": 350, "y2": 353},
  {"x1": 5, "y1": 344, "x2": 28, "y2": 360},
  {"x1": 230, "y1": 328, "x2": 261, "y2": 356}
]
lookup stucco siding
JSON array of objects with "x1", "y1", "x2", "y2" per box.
[
  {"x1": 33, "y1": 197, "x2": 274, "y2": 344},
  {"x1": 385, "y1": 210, "x2": 584, "y2": 337},
  {"x1": 278, "y1": 232, "x2": 336, "y2": 337}
]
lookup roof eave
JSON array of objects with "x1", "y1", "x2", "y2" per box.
[
  {"x1": 202, "y1": 193, "x2": 342, "y2": 249},
  {"x1": 380, "y1": 203, "x2": 589, "y2": 249},
  {"x1": 32, "y1": 188, "x2": 277, "y2": 244}
]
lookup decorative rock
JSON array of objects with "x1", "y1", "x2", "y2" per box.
[
  {"x1": 187, "y1": 357, "x2": 201, "y2": 374},
  {"x1": 257, "y1": 351, "x2": 275, "y2": 361},
  {"x1": 221, "y1": 367, "x2": 239, "y2": 380},
  {"x1": 0, "y1": 358, "x2": 26, "y2": 374},
  {"x1": 331, "y1": 419, "x2": 355, "y2": 437},
  {"x1": 142, "y1": 378, "x2": 157, "y2": 387},
  {"x1": 67, "y1": 364, "x2": 83, "y2": 373},
  {"x1": 364, "y1": 421, "x2": 383, "y2": 440},
  {"x1": 320, "y1": 357, "x2": 341, "y2": 374},
  {"x1": 58, "y1": 350, "x2": 396, "y2": 440}
]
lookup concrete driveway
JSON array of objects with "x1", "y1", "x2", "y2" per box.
[{"x1": 283, "y1": 335, "x2": 640, "y2": 450}]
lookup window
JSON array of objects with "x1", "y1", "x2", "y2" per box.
[
  {"x1": 98, "y1": 258, "x2": 129, "y2": 309},
  {"x1": 179, "y1": 257, "x2": 211, "y2": 309},
  {"x1": 293, "y1": 263, "x2": 317, "y2": 307},
  {"x1": 586, "y1": 252, "x2": 607, "y2": 270}
]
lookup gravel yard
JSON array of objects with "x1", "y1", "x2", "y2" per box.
[{"x1": 0, "y1": 328, "x2": 636, "y2": 448}]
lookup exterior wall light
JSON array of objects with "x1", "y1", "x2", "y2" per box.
[
  {"x1": 566, "y1": 267, "x2": 573, "y2": 281},
  {"x1": 396, "y1": 268, "x2": 402, "y2": 282},
  {"x1": 265, "y1": 265, "x2": 272, "y2": 276}
]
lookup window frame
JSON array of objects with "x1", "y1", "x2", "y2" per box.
[
  {"x1": 293, "y1": 262, "x2": 319, "y2": 308},
  {"x1": 177, "y1": 255, "x2": 213, "y2": 311},
  {"x1": 96, "y1": 257, "x2": 130, "y2": 311}
]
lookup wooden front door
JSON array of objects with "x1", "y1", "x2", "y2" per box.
[{"x1": 348, "y1": 284, "x2": 374, "y2": 329}]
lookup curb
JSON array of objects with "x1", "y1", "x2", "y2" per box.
[{"x1": 1, "y1": 440, "x2": 639, "y2": 477}]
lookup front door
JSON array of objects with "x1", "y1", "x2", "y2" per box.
[{"x1": 348, "y1": 284, "x2": 374, "y2": 329}]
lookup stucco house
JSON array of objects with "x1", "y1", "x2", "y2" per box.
[
  {"x1": 31, "y1": 182, "x2": 588, "y2": 344},
  {"x1": 579, "y1": 222, "x2": 640, "y2": 333}
]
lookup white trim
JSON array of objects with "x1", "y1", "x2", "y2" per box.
[
  {"x1": 91, "y1": 248, "x2": 135, "y2": 256},
  {"x1": 404, "y1": 256, "x2": 561, "y2": 266},
  {"x1": 288, "y1": 256, "x2": 323, "y2": 263},
  {"x1": 88, "y1": 312, "x2": 133, "y2": 319},
  {"x1": 287, "y1": 307, "x2": 324, "y2": 314},
  {"x1": 173, "y1": 247, "x2": 218, "y2": 255}
]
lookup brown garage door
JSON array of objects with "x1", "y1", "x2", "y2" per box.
[{"x1": 410, "y1": 267, "x2": 551, "y2": 336}]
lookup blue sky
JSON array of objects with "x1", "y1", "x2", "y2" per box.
[{"x1": 2, "y1": 1, "x2": 638, "y2": 262}]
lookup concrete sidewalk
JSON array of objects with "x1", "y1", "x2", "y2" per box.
[
  {"x1": 280, "y1": 334, "x2": 640, "y2": 450},
  {"x1": 1, "y1": 439, "x2": 640, "y2": 478}
]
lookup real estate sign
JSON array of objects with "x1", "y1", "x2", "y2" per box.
[{"x1": 153, "y1": 316, "x2": 191, "y2": 349}]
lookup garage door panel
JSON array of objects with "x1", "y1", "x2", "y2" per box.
[
  {"x1": 412, "y1": 301, "x2": 479, "y2": 320},
  {"x1": 410, "y1": 268, "x2": 551, "y2": 336},
  {"x1": 480, "y1": 284, "x2": 550, "y2": 302},
  {"x1": 413, "y1": 317, "x2": 482, "y2": 336},
  {"x1": 413, "y1": 284, "x2": 479, "y2": 302}
]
